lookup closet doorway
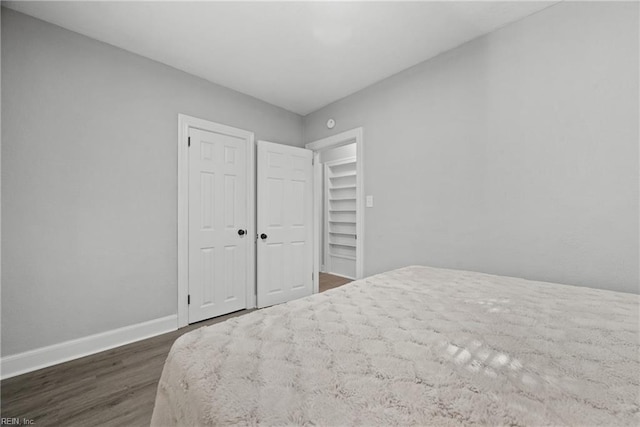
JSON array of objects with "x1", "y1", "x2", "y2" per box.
[
  {"x1": 306, "y1": 128, "x2": 364, "y2": 294},
  {"x1": 177, "y1": 115, "x2": 315, "y2": 327}
]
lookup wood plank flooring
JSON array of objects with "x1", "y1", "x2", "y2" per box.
[
  {"x1": 0, "y1": 310, "x2": 250, "y2": 427},
  {"x1": 0, "y1": 274, "x2": 352, "y2": 426},
  {"x1": 319, "y1": 272, "x2": 352, "y2": 292}
]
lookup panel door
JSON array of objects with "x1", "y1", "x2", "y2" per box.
[
  {"x1": 188, "y1": 127, "x2": 248, "y2": 323},
  {"x1": 257, "y1": 141, "x2": 313, "y2": 308}
]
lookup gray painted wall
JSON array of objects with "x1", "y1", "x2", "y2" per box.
[
  {"x1": 304, "y1": 1, "x2": 639, "y2": 294},
  {"x1": 0, "y1": 6, "x2": 3, "y2": 361},
  {"x1": 319, "y1": 143, "x2": 357, "y2": 164},
  {"x1": 1, "y1": 9, "x2": 303, "y2": 356}
]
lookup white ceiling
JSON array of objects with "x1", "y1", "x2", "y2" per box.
[{"x1": 4, "y1": 1, "x2": 559, "y2": 115}]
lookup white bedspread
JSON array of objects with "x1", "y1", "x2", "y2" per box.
[{"x1": 151, "y1": 266, "x2": 639, "y2": 426}]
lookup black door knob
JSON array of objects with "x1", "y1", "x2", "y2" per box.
[
  {"x1": 238, "y1": 229, "x2": 246, "y2": 236},
  {"x1": 260, "y1": 233, "x2": 268, "y2": 240}
]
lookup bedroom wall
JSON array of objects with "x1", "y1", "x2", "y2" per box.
[
  {"x1": 303, "y1": 1, "x2": 639, "y2": 294},
  {"x1": 1, "y1": 9, "x2": 303, "y2": 357}
]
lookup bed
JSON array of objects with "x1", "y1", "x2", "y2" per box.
[{"x1": 151, "y1": 266, "x2": 639, "y2": 426}]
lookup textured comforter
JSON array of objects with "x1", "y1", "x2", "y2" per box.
[{"x1": 151, "y1": 266, "x2": 639, "y2": 426}]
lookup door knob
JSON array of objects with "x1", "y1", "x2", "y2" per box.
[
  {"x1": 238, "y1": 229, "x2": 246, "y2": 236},
  {"x1": 260, "y1": 233, "x2": 268, "y2": 240}
]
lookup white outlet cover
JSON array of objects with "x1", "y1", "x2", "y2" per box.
[{"x1": 366, "y1": 195, "x2": 374, "y2": 207}]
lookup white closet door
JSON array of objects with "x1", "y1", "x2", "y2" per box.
[
  {"x1": 257, "y1": 141, "x2": 313, "y2": 308},
  {"x1": 188, "y1": 127, "x2": 248, "y2": 323}
]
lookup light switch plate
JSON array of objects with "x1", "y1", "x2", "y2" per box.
[{"x1": 366, "y1": 195, "x2": 374, "y2": 208}]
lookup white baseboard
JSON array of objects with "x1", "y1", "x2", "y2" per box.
[{"x1": 1, "y1": 314, "x2": 178, "y2": 380}]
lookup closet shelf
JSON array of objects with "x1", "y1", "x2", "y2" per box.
[
  {"x1": 328, "y1": 220, "x2": 355, "y2": 224},
  {"x1": 329, "y1": 242, "x2": 356, "y2": 248},
  {"x1": 329, "y1": 231, "x2": 356, "y2": 236},
  {"x1": 330, "y1": 185, "x2": 357, "y2": 190},
  {"x1": 329, "y1": 209, "x2": 356, "y2": 213},
  {"x1": 330, "y1": 197, "x2": 356, "y2": 201},
  {"x1": 329, "y1": 171, "x2": 356, "y2": 179},
  {"x1": 328, "y1": 253, "x2": 356, "y2": 261}
]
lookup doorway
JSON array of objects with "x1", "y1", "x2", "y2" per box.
[
  {"x1": 322, "y1": 144, "x2": 357, "y2": 279},
  {"x1": 306, "y1": 128, "x2": 364, "y2": 294}
]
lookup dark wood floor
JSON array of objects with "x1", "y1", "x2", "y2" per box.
[
  {"x1": 319, "y1": 272, "x2": 353, "y2": 292},
  {"x1": 0, "y1": 273, "x2": 351, "y2": 426}
]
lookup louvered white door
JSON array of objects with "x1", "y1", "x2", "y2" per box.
[
  {"x1": 188, "y1": 127, "x2": 248, "y2": 323},
  {"x1": 257, "y1": 141, "x2": 313, "y2": 308}
]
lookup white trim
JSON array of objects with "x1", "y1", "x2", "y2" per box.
[
  {"x1": 306, "y1": 127, "x2": 364, "y2": 292},
  {"x1": 1, "y1": 315, "x2": 177, "y2": 380},
  {"x1": 312, "y1": 151, "x2": 322, "y2": 294},
  {"x1": 177, "y1": 115, "x2": 189, "y2": 328},
  {"x1": 305, "y1": 128, "x2": 362, "y2": 152},
  {"x1": 177, "y1": 114, "x2": 256, "y2": 328},
  {"x1": 247, "y1": 132, "x2": 256, "y2": 310},
  {"x1": 323, "y1": 162, "x2": 330, "y2": 282}
]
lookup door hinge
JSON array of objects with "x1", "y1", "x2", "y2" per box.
[
  {"x1": 188, "y1": 136, "x2": 191, "y2": 147},
  {"x1": 188, "y1": 294, "x2": 191, "y2": 305}
]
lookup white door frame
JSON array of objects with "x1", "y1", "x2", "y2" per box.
[
  {"x1": 305, "y1": 127, "x2": 364, "y2": 294},
  {"x1": 177, "y1": 114, "x2": 256, "y2": 328}
]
